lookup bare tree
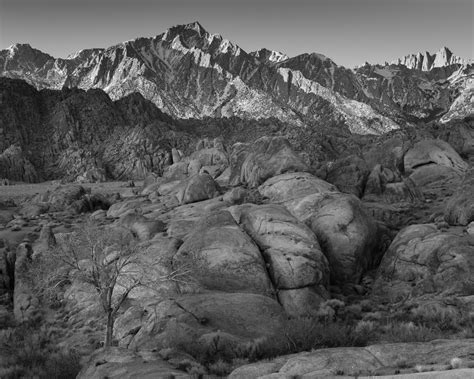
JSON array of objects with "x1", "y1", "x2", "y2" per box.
[{"x1": 33, "y1": 222, "x2": 191, "y2": 347}]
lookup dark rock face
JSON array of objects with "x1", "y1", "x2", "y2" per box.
[
  {"x1": 323, "y1": 155, "x2": 370, "y2": 197},
  {"x1": 0, "y1": 241, "x2": 15, "y2": 307},
  {"x1": 0, "y1": 145, "x2": 40, "y2": 183},
  {"x1": 0, "y1": 77, "x2": 193, "y2": 181}
]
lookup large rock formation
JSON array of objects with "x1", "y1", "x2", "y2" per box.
[
  {"x1": 240, "y1": 204, "x2": 330, "y2": 316},
  {"x1": 298, "y1": 193, "x2": 381, "y2": 284},
  {"x1": 404, "y1": 139, "x2": 468, "y2": 175},
  {"x1": 444, "y1": 168, "x2": 474, "y2": 225},
  {"x1": 258, "y1": 172, "x2": 337, "y2": 204},
  {"x1": 115, "y1": 292, "x2": 285, "y2": 351},
  {"x1": 173, "y1": 211, "x2": 273, "y2": 295},
  {"x1": 373, "y1": 224, "x2": 474, "y2": 304},
  {"x1": 230, "y1": 137, "x2": 309, "y2": 188}
]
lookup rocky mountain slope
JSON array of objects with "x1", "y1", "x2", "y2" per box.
[
  {"x1": 2, "y1": 76, "x2": 474, "y2": 183},
  {"x1": 0, "y1": 77, "x2": 196, "y2": 182},
  {"x1": 2, "y1": 22, "x2": 471, "y2": 134}
]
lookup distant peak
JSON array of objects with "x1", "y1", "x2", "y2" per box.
[
  {"x1": 390, "y1": 47, "x2": 465, "y2": 70},
  {"x1": 162, "y1": 21, "x2": 212, "y2": 44},
  {"x1": 8, "y1": 43, "x2": 33, "y2": 51},
  {"x1": 186, "y1": 21, "x2": 206, "y2": 33},
  {"x1": 251, "y1": 48, "x2": 289, "y2": 63},
  {"x1": 437, "y1": 46, "x2": 452, "y2": 54},
  {"x1": 3, "y1": 43, "x2": 54, "y2": 60},
  {"x1": 171, "y1": 21, "x2": 209, "y2": 37}
]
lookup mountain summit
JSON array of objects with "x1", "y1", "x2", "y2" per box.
[{"x1": 392, "y1": 46, "x2": 467, "y2": 71}]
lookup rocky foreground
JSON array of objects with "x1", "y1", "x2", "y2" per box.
[{"x1": 0, "y1": 126, "x2": 473, "y2": 377}]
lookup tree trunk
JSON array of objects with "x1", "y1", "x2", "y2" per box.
[{"x1": 104, "y1": 311, "x2": 114, "y2": 347}]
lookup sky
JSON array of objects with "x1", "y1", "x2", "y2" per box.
[{"x1": 0, "y1": 0, "x2": 472, "y2": 68}]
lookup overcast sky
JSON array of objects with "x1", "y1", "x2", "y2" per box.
[{"x1": 0, "y1": 0, "x2": 472, "y2": 67}]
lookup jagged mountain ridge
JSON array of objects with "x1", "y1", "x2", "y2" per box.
[
  {"x1": 0, "y1": 21, "x2": 472, "y2": 132},
  {"x1": 0, "y1": 22, "x2": 396, "y2": 134},
  {"x1": 391, "y1": 47, "x2": 468, "y2": 71}
]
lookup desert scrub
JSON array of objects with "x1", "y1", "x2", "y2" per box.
[
  {"x1": 0, "y1": 322, "x2": 82, "y2": 379},
  {"x1": 408, "y1": 302, "x2": 473, "y2": 333}
]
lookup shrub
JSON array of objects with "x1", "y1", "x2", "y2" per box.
[
  {"x1": 379, "y1": 321, "x2": 444, "y2": 343},
  {"x1": 0, "y1": 323, "x2": 82, "y2": 379},
  {"x1": 208, "y1": 359, "x2": 234, "y2": 377},
  {"x1": 409, "y1": 302, "x2": 470, "y2": 331}
]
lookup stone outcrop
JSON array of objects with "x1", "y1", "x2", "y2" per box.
[
  {"x1": 240, "y1": 204, "x2": 330, "y2": 316},
  {"x1": 76, "y1": 347, "x2": 190, "y2": 379},
  {"x1": 257, "y1": 172, "x2": 383, "y2": 285},
  {"x1": 229, "y1": 339, "x2": 474, "y2": 378},
  {"x1": 115, "y1": 292, "x2": 285, "y2": 351},
  {"x1": 174, "y1": 173, "x2": 221, "y2": 205},
  {"x1": 118, "y1": 213, "x2": 166, "y2": 241},
  {"x1": 173, "y1": 211, "x2": 273, "y2": 295},
  {"x1": 373, "y1": 224, "x2": 474, "y2": 304},
  {"x1": 0, "y1": 145, "x2": 39, "y2": 183},
  {"x1": 444, "y1": 168, "x2": 474, "y2": 225},
  {"x1": 258, "y1": 172, "x2": 337, "y2": 204},
  {"x1": 229, "y1": 137, "x2": 309, "y2": 187},
  {"x1": 294, "y1": 192, "x2": 380, "y2": 284},
  {"x1": 24, "y1": 184, "x2": 111, "y2": 214},
  {"x1": 404, "y1": 139, "x2": 468, "y2": 175},
  {"x1": 324, "y1": 155, "x2": 370, "y2": 197},
  {"x1": 364, "y1": 164, "x2": 423, "y2": 203}
]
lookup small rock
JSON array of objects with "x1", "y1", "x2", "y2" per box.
[{"x1": 466, "y1": 222, "x2": 474, "y2": 235}]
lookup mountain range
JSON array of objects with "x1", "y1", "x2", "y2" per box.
[
  {"x1": 0, "y1": 21, "x2": 473, "y2": 183},
  {"x1": 1, "y1": 21, "x2": 472, "y2": 134}
]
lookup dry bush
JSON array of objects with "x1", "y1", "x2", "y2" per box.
[{"x1": 0, "y1": 323, "x2": 81, "y2": 379}]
